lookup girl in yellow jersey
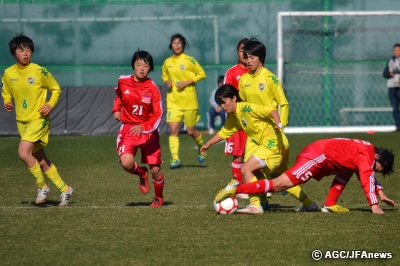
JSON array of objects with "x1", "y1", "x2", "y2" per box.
[
  {"x1": 162, "y1": 34, "x2": 207, "y2": 169},
  {"x1": 2, "y1": 34, "x2": 73, "y2": 207},
  {"x1": 236, "y1": 39, "x2": 317, "y2": 214}
]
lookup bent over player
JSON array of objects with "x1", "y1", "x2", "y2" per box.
[
  {"x1": 215, "y1": 138, "x2": 396, "y2": 214},
  {"x1": 112, "y1": 49, "x2": 165, "y2": 207},
  {"x1": 2, "y1": 33, "x2": 73, "y2": 206}
]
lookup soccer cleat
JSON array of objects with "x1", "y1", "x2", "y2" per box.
[
  {"x1": 35, "y1": 187, "x2": 50, "y2": 204},
  {"x1": 214, "y1": 179, "x2": 239, "y2": 202},
  {"x1": 169, "y1": 158, "x2": 181, "y2": 169},
  {"x1": 139, "y1": 167, "x2": 149, "y2": 194},
  {"x1": 296, "y1": 202, "x2": 318, "y2": 212},
  {"x1": 198, "y1": 150, "x2": 207, "y2": 163},
  {"x1": 321, "y1": 204, "x2": 350, "y2": 213},
  {"x1": 236, "y1": 205, "x2": 264, "y2": 215},
  {"x1": 236, "y1": 193, "x2": 249, "y2": 199},
  {"x1": 59, "y1": 186, "x2": 73, "y2": 207},
  {"x1": 150, "y1": 196, "x2": 164, "y2": 207}
]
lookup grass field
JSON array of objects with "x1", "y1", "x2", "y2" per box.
[{"x1": 0, "y1": 132, "x2": 399, "y2": 265}]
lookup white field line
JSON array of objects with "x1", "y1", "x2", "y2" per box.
[{"x1": 0, "y1": 204, "x2": 210, "y2": 209}]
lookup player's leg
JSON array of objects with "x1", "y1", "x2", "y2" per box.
[
  {"x1": 184, "y1": 109, "x2": 205, "y2": 163},
  {"x1": 166, "y1": 109, "x2": 182, "y2": 168},
  {"x1": 321, "y1": 175, "x2": 351, "y2": 213},
  {"x1": 149, "y1": 165, "x2": 165, "y2": 207}
]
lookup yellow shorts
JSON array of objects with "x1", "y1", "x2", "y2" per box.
[
  {"x1": 245, "y1": 132, "x2": 289, "y2": 176},
  {"x1": 17, "y1": 118, "x2": 50, "y2": 153},
  {"x1": 166, "y1": 109, "x2": 200, "y2": 127}
]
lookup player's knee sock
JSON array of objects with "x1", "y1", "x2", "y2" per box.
[
  {"x1": 324, "y1": 175, "x2": 350, "y2": 206},
  {"x1": 44, "y1": 164, "x2": 68, "y2": 192},
  {"x1": 236, "y1": 179, "x2": 273, "y2": 195},
  {"x1": 249, "y1": 176, "x2": 261, "y2": 206},
  {"x1": 28, "y1": 160, "x2": 47, "y2": 188},
  {"x1": 286, "y1": 185, "x2": 312, "y2": 207},
  {"x1": 129, "y1": 162, "x2": 146, "y2": 176},
  {"x1": 152, "y1": 174, "x2": 165, "y2": 198},
  {"x1": 231, "y1": 161, "x2": 243, "y2": 184},
  {"x1": 194, "y1": 134, "x2": 204, "y2": 148},
  {"x1": 169, "y1": 136, "x2": 179, "y2": 160}
]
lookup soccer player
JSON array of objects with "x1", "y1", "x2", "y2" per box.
[
  {"x1": 200, "y1": 84, "x2": 285, "y2": 215},
  {"x1": 161, "y1": 33, "x2": 207, "y2": 169},
  {"x1": 237, "y1": 38, "x2": 317, "y2": 213},
  {"x1": 222, "y1": 38, "x2": 250, "y2": 191},
  {"x1": 112, "y1": 49, "x2": 165, "y2": 207},
  {"x1": 215, "y1": 138, "x2": 396, "y2": 214},
  {"x1": 2, "y1": 33, "x2": 73, "y2": 207}
]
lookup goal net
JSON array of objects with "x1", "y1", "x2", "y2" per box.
[{"x1": 277, "y1": 11, "x2": 400, "y2": 133}]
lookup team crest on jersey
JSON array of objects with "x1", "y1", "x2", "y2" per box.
[
  {"x1": 180, "y1": 64, "x2": 185, "y2": 70},
  {"x1": 241, "y1": 117, "x2": 248, "y2": 127},
  {"x1": 259, "y1": 82, "x2": 266, "y2": 91},
  {"x1": 27, "y1": 76, "x2": 35, "y2": 85},
  {"x1": 141, "y1": 92, "x2": 152, "y2": 103}
]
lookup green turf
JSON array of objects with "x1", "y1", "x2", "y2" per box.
[{"x1": 0, "y1": 133, "x2": 399, "y2": 265}]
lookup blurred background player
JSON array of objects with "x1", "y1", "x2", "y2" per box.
[
  {"x1": 2, "y1": 33, "x2": 73, "y2": 207},
  {"x1": 207, "y1": 75, "x2": 226, "y2": 135},
  {"x1": 222, "y1": 38, "x2": 250, "y2": 195},
  {"x1": 237, "y1": 38, "x2": 317, "y2": 213},
  {"x1": 201, "y1": 84, "x2": 284, "y2": 215},
  {"x1": 161, "y1": 33, "x2": 207, "y2": 169},
  {"x1": 215, "y1": 138, "x2": 396, "y2": 215},
  {"x1": 385, "y1": 43, "x2": 400, "y2": 131},
  {"x1": 112, "y1": 49, "x2": 165, "y2": 207}
]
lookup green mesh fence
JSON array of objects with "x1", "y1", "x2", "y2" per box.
[{"x1": 1, "y1": 0, "x2": 400, "y2": 129}]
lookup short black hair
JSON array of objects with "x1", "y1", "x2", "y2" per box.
[
  {"x1": 374, "y1": 147, "x2": 395, "y2": 177},
  {"x1": 217, "y1": 75, "x2": 224, "y2": 84},
  {"x1": 9, "y1": 33, "x2": 34, "y2": 56},
  {"x1": 214, "y1": 84, "x2": 243, "y2": 106},
  {"x1": 393, "y1": 43, "x2": 400, "y2": 49},
  {"x1": 131, "y1": 49, "x2": 154, "y2": 72},
  {"x1": 169, "y1": 33, "x2": 188, "y2": 51},
  {"x1": 243, "y1": 38, "x2": 266, "y2": 65}
]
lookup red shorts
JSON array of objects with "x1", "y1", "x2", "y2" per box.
[
  {"x1": 285, "y1": 144, "x2": 332, "y2": 186},
  {"x1": 224, "y1": 130, "x2": 247, "y2": 156},
  {"x1": 116, "y1": 124, "x2": 162, "y2": 164}
]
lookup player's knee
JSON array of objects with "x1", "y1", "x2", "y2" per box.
[{"x1": 150, "y1": 166, "x2": 162, "y2": 178}]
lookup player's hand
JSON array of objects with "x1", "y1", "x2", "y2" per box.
[
  {"x1": 371, "y1": 204, "x2": 384, "y2": 214},
  {"x1": 39, "y1": 104, "x2": 52, "y2": 116},
  {"x1": 177, "y1": 80, "x2": 190, "y2": 89},
  {"x1": 215, "y1": 107, "x2": 222, "y2": 112},
  {"x1": 381, "y1": 196, "x2": 396, "y2": 207},
  {"x1": 165, "y1": 80, "x2": 172, "y2": 88},
  {"x1": 274, "y1": 123, "x2": 283, "y2": 130},
  {"x1": 129, "y1": 125, "x2": 142, "y2": 136},
  {"x1": 4, "y1": 102, "x2": 14, "y2": 112},
  {"x1": 113, "y1": 111, "x2": 121, "y2": 121},
  {"x1": 200, "y1": 144, "x2": 210, "y2": 155}
]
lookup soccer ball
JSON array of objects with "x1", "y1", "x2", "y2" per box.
[{"x1": 213, "y1": 197, "x2": 238, "y2": 215}]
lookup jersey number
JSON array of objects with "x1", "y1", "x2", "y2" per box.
[
  {"x1": 132, "y1": 105, "x2": 143, "y2": 115},
  {"x1": 301, "y1": 171, "x2": 313, "y2": 182},
  {"x1": 225, "y1": 142, "x2": 234, "y2": 153}
]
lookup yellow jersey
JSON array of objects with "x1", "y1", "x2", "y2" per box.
[
  {"x1": 2, "y1": 62, "x2": 61, "y2": 122},
  {"x1": 218, "y1": 102, "x2": 285, "y2": 149},
  {"x1": 238, "y1": 68, "x2": 289, "y2": 126},
  {"x1": 161, "y1": 53, "x2": 206, "y2": 110}
]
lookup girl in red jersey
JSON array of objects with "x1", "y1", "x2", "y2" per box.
[
  {"x1": 112, "y1": 49, "x2": 165, "y2": 207},
  {"x1": 222, "y1": 38, "x2": 250, "y2": 189}
]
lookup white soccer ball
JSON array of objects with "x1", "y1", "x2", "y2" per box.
[{"x1": 213, "y1": 196, "x2": 238, "y2": 215}]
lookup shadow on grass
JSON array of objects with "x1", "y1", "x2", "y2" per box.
[
  {"x1": 21, "y1": 200, "x2": 60, "y2": 207},
  {"x1": 176, "y1": 165, "x2": 208, "y2": 168},
  {"x1": 125, "y1": 201, "x2": 173, "y2": 207},
  {"x1": 264, "y1": 204, "x2": 299, "y2": 213}
]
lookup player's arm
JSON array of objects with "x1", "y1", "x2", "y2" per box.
[
  {"x1": 238, "y1": 78, "x2": 246, "y2": 101},
  {"x1": 269, "y1": 76, "x2": 289, "y2": 126},
  {"x1": 191, "y1": 58, "x2": 206, "y2": 83},
  {"x1": 374, "y1": 178, "x2": 396, "y2": 207},
  {"x1": 112, "y1": 88, "x2": 123, "y2": 121},
  {"x1": 223, "y1": 68, "x2": 234, "y2": 86},
  {"x1": 40, "y1": 69, "x2": 61, "y2": 116},
  {"x1": 2, "y1": 73, "x2": 14, "y2": 111},
  {"x1": 161, "y1": 61, "x2": 172, "y2": 88},
  {"x1": 140, "y1": 86, "x2": 163, "y2": 134},
  {"x1": 251, "y1": 103, "x2": 282, "y2": 129}
]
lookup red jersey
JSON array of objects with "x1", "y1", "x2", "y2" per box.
[
  {"x1": 223, "y1": 63, "x2": 250, "y2": 89},
  {"x1": 112, "y1": 75, "x2": 162, "y2": 134},
  {"x1": 312, "y1": 138, "x2": 378, "y2": 205}
]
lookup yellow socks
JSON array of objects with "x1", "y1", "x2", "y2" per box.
[
  {"x1": 169, "y1": 136, "x2": 180, "y2": 160},
  {"x1": 194, "y1": 134, "x2": 204, "y2": 148},
  {"x1": 28, "y1": 161, "x2": 47, "y2": 188},
  {"x1": 44, "y1": 164, "x2": 68, "y2": 192},
  {"x1": 286, "y1": 185, "x2": 312, "y2": 207},
  {"x1": 249, "y1": 176, "x2": 262, "y2": 207}
]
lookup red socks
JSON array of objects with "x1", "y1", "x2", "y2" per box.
[
  {"x1": 129, "y1": 162, "x2": 146, "y2": 176},
  {"x1": 231, "y1": 161, "x2": 243, "y2": 185},
  {"x1": 324, "y1": 175, "x2": 350, "y2": 206},
  {"x1": 153, "y1": 174, "x2": 165, "y2": 198},
  {"x1": 236, "y1": 179, "x2": 273, "y2": 195}
]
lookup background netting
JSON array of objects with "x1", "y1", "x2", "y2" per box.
[{"x1": 1, "y1": 0, "x2": 400, "y2": 132}]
